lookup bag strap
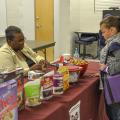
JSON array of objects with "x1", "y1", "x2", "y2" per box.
[
  {"x1": 104, "y1": 48, "x2": 115, "y2": 104},
  {"x1": 104, "y1": 74, "x2": 115, "y2": 103},
  {"x1": 104, "y1": 49, "x2": 108, "y2": 64}
]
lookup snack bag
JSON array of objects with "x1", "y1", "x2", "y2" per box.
[
  {"x1": 25, "y1": 78, "x2": 41, "y2": 107},
  {"x1": 58, "y1": 66, "x2": 69, "y2": 91},
  {"x1": 0, "y1": 80, "x2": 18, "y2": 120},
  {"x1": 41, "y1": 76, "x2": 53, "y2": 100}
]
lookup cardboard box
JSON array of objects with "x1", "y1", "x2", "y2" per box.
[
  {"x1": 0, "y1": 80, "x2": 18, "y2": 120},
  {"x1": 0, "y1": 68, "x2": 25, "y2": 111}
]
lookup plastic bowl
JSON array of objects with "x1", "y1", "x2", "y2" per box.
[
  {"x1": 67, "y1": 65, "x2": 81, "y2": 83},
  {"x1": 78, "y1": 64, "x2": 88, "y2": 76}
]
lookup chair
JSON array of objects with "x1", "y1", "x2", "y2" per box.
[
  {"x1": 75, "y1": 32, "x2": 99, "y2": 59},
  {"x1": 98, "y1": 30, "x2": 105, "y2": 49}
]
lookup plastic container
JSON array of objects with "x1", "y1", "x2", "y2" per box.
[
  {"x1": 73, "y1": 48, "x2": 79, "y2": 58},
  {"x1": 67, "y1": 66, "x2": 81, "y2": 84},
  {"x1": 28, "y1": 70, "x2": 44, "y2": 81},
  {"x1": 79, "y1": 64, "x2": 88, "y2": 76},
  {"x1": 60, "y1": 55, "x2": 64, "y2": 63},
  {"x1": 41, "y1": 76, "x2": 53, "y2": 100},
  {"x1": 68, "y1": 57, "x2": 88, "y2": 76},
  {"x1": 62, "y1": 53, "x2": 71, "y2": 61},
  {"x1": 25, "y1": 79, "x2": 41, "y2": 107},
  {"x1": 53, "y1": 73, "x2": 64, "y2": 95}
]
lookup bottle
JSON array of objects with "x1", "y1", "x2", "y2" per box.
[
  {"x1": 73, "y1": 48, "x2": 79, "y2": 58},
  {"x1": 60, "y1": 55, "x2": 64, "y2": 63},
  {"x1": 53, "y1": 73, "x2": 64, "y2": 95},
  {"x1": 59, "y1": 55, "x2": 64, "y2": 67}
]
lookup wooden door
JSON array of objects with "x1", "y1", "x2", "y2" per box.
[{"x1": 35, "y1": 0, "x2": 54, "y2": 61}]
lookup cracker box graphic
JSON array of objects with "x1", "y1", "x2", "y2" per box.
[
  {"x1": 0, "y1": 68, "x2": 25, "y2": 111},
  {"x1": 0, "y1": 79, "x2": 18, "y2": 120},
  {"x1": 41, "y1": 76, "x2": 53, "y2": 100}
]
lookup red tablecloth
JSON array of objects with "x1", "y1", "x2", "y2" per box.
[
  {"x1": 19, "y1": 62, "x2": 102, "y2": 120},
  {"x1": 19, "y1": 101, "x2": 65, "y2": 120}
]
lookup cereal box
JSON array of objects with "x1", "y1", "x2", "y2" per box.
[
  {"x1": 0, "y1": 68, "x2": 25, "y2": 111},
  {"x1": 0, "y1": 79, "x2": 18, "y2": 120},
  {"x1": 16, "y1": 69, "x2": 24, "y2": 111}
]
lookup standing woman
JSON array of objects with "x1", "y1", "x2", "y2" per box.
[{"x1": 100, "y1": 16, "x2": 120, "y2": 120}]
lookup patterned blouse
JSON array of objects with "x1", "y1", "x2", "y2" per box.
[{"x1": 100, "y1": 33, "x2": 120, "y2": 75}]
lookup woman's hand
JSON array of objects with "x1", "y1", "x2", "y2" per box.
[
  {"x1": 100, "y1": 64, "x2": 107, "y2": 71},
  {"x1": 29, "y1": 60, "x2": 50, "y2": 71},
  {"x1": 39, "y1": 60, "x2": 50, "y2": 71},
  {"x1": 30, "y1": 64, "x2": 42, "y2": 71}
]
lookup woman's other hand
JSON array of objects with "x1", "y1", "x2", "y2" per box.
[
  {"x1": 29, "y1": 60, "x2": 50, "y2": 71},
  {"x1": 39, "y1": 60, "x2": 50, "y2": 71},
  {"x1": 100, "y1": 64, "x2": 107, "y2": 71},
  {"x1": 30, "y1": 64, "x2": 42, "y2": 71}
]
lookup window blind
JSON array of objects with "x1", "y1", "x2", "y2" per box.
[{"x1": 95, "y1": 0, "x2": 120, "y2": 12}]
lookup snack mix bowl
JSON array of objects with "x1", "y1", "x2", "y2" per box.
[
  {"x1": 68, "y1": 57, "x2": 88, "y2": 77},
  {"x1": 67, "y1": 65, "x2": 82, "y2": 84},
  {"x1": 78, "y1": 63, "x2": 88, "y2": 76}
]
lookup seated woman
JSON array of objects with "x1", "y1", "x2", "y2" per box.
[{"x1": 0, "y1": 26, "x2": 48, "y2": 74}]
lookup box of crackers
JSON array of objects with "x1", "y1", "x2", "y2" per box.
[
  {"x1": 0, "y1": 68, "x2": 25, "y2": 111},
  {"x1": 0, "y1": 79, "x2": 18, "y2": 120}
]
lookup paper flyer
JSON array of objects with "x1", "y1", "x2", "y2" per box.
[{"x1": 69, "y1": 101, "x2": 81, "y2": 120}]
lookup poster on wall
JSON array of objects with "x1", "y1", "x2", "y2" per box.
[{"x1": 69, "y1": 101, "x2": 81, "y2": 120}]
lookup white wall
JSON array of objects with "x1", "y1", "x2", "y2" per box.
[
  {"x1": 6, "y1": 0, "x2": 70, "y2": 59},
  {"x1": 54, "y1": 0, "x2": 70, "y2": 59},
  {"x1": 79, "y1": 0, "x2": 102, "y2": 32},
  {"x1": 54, "y1": 0, "x2": 60, "y2": 59},
  {"x1": 6, "y1": 0, "x2": 35, "y2": 40},
  {"x1": 70, "y1": 0, "x2": 81, "y2": 54},
  {"x1": 70, "y1": 0, "x2": 102, "y2": 33},
  {"x1": 70, "y1": 0, "x2": 80, "y2": 32},
  {"x1": 69, "y1": 0, "x2": 103, "y2": 55},
  {"x1": 5, "y1": 0, "x2": 103, "y2": 59},
  {"x1": 0, "y1": 0, "x2": 7, "y2": 36},
  {"x1": 6, "y1": 0, "x2": 71, "y2": 59}
]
